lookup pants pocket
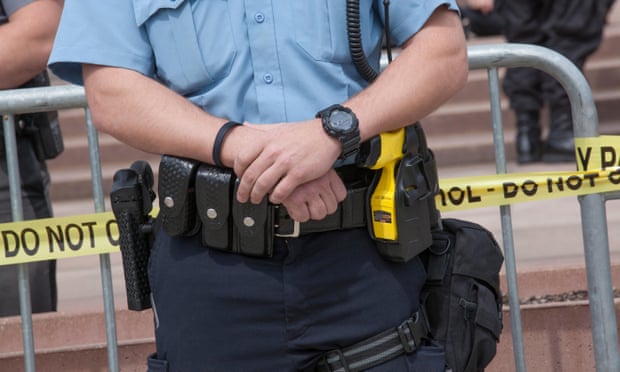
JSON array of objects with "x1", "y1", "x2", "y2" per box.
[
  {"x1": 147, "y1": 352, "x2": 169, "y2": 372},
  {"x1": 404, "y1": 342, "x2": 446, "y2": 372}
]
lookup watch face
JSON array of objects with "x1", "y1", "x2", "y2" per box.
[{"x1": 329, "y1": 110, "x2": 354, "y2": 130}]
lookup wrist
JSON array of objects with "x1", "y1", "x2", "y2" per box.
[{"x1": 212, "y1": 121, "x2": 242, "y2": 168}]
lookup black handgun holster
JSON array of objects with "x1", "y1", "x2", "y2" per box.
[{"x1": 111, "y1": 161, "x2": 156, "y2": 311}]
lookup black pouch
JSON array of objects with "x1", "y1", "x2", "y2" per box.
[
  {"x1": 231, "y1": 179, "x2": 274, "y2": 257},
  {"x1": 16, "y1": 111, "x2": 64, "y2": 161},
  {"x1": 158, "y1": 154, "x2": 201, "y2": 236},
  {"x1": 13, "y1": 71, "x2": 64, "y2": 161},
  {"x1": 195, "y1": 164, "x2": 234, "y2": 250},
  {"x1": 421, "y1": 218, "x2": 504, "y2": 372}
]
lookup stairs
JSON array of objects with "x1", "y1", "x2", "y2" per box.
[{"x1": 423, "y1": 27, "x2": 620, "y2": 168}]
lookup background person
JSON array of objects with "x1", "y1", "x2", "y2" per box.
[
  {"x1": 0, "y1": 0, "x2": 63, "y2": 317},
  {"x1": 49, "y1": 1, "x2": 467, "y2": 370},
  {"x1": 458, "y1": 0, "x2": 504, "y2": 38},
  {"x1": 494, "y1": 0, "x2": 614, "y2": 163}
]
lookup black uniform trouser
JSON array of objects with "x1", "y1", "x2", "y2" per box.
[
  {"x1": 146, "y1": 227, "x2": 443, "y2": 371},
  {"x1": 0, "y1": 135, "x2": 57, "y2": 317},
  {"x1": 495, "y1": 0, "x2": 611, "y2": 113}
]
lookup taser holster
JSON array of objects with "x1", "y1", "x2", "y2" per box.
[{"x1": 361, "y1": 122, "x2": 440, "y2": 263}]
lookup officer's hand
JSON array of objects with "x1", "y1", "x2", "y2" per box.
[
  {"x1": 281, "y1": 168, "x2": 347, "y2": 222},
  {"x1": 233, "y1": 119, "x2": 341, "y2": 205}
]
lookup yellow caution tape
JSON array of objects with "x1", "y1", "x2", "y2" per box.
[
  {"x1": 1, "y1": 212, "x2": 120, "y2": 266},
  {"x1": 436, "y1": 167, "x2": 620, "y2": 212},
  {"x1": 2, "y1": 136, "x2": 620, "y2": 266},
  {"x1": 575, "y1": 135, "x2": 620, "y2": 171},
  {"x1": 436, "y1": 136, "x2": 620, "y2": 211}
]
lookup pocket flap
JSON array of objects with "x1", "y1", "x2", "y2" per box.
[
  {"x1": 196, "y1": 164, "x2": 234, "y2": 249},
  {"x1": 133, "y1": 0, "x2": 186, "y2": 26},
  {"x1": 158, "y1": 154, "x2": 200, "y2": 236}
]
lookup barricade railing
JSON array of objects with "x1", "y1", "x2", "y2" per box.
[
  {"x1": 467, "y1": 43, "x2": 620, "y2": 372},
  {"x1": 1, "y1": 43, "x2": 618, "y2": 371},
  {"x1": 0, "y1": 85, "x2": 120, "y2": 372}
]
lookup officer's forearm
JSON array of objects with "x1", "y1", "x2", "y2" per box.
[
  {"x1": 83, "y1": 64, "x2": 229, "y2": 165},
  {"x1": 346, "y1": 6, "x2": 468, "y2": 142}
]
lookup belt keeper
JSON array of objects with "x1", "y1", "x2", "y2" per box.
[
  {"x1": 212, "y1": 121, "x2": 242, "y2": 167},
  {"x1": 341, "y1": 187, "x2": 366, "y2": 228}
]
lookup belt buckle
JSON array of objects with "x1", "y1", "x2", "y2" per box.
[{"x1": 275, "y1": 220, "x2": 300, "y2": 238}]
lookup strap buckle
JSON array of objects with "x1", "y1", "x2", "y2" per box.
[
  {"x1": 275, "y1": 220, "x2": 300, "y2": 237},
  {"x1": 318, "y1": 349, "x2": 351, "y2": 372},
  {"x1": 274, "y1": 206, "x2": 300, "y2": 237},
  {"x1": 397, "y1": 312, "x2": 420, "y2": 353}
]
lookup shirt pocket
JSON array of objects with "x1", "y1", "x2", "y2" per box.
[
  {"x1": 133, "y1": 0, "x2": 237, "y2": 94},
  {"x1": 293, "y1": 0, "x2": 352, "y2": 63}
]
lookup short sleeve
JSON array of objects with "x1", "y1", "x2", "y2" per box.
[
  {"x1": 48, "y1": 0, "x2": 154, "y2": 86},
  {"x1": 384, "y1": 0, "x2": 460, "y2": 46}
]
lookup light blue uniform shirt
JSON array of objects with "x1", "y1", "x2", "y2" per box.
[{"x1": 49, "y1": 0, "x2": 458, "y2": 124}]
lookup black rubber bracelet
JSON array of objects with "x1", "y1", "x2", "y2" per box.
[{"x1": 212, "y1": 121, "x2": 242, "y2": 168}]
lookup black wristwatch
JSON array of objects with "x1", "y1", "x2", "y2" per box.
[{"x1": 316, "y1": 104, "x2": 361, "y2": 159}]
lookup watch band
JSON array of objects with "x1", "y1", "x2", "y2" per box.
[{"x1": 316, "y1": 104, "x2": 360, "y2": 159}]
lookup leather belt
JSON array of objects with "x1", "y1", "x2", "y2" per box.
[
  {"x1": 273, "y1": 186, "x2": 368, "y2": 238},
  {"x1": 158, "y1": 155, "x2": 372, "y2": 257}
]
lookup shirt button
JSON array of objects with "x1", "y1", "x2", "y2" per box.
[
  {"x1": 254, "y1": 12, "x2": 265, "y2": 23},
  {"x1": 263, "y1": 73, "x2": 273, "y2": 84}
]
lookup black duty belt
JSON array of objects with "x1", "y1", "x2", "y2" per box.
[
  {"x1": 157, "y1": 155, "x2": 369, "y2": 258},
  {"x1": 273, "y1": 186, "x2": 367, "y2": 237}
]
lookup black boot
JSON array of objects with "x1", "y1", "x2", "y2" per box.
[
  {"x1": 543, "y1": 107, "x2": 575, "y2": 163},
  {"x1": 515, "y1": 111, "x2": 542, "y2": 164}
]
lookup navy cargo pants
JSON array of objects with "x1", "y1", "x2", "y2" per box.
[{"x1": 146, "y1": 226, "x2": 445, "y2": 371}]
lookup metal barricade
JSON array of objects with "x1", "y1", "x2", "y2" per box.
[
  {"x1": 467, "y1": 44, "x2": 620, "y2": 372},
  {"x1": 1, "y1": 85, "x2": 119, "y2": 372},
  {"x1": 1, "y1": 43, "x2": 618, "y2": 371}
]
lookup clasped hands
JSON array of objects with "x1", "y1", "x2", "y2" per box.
[{"x1": 227, "y1": 119, "x2": 348, "y2": 223}]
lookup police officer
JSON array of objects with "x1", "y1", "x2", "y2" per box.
[
  {"x1": 0, "y1": 0, "x2": 63, "y2": 317},
  {"x1": 494, "y1": 0, "x2": 614, "y2": 163},
  {"x1": 49, "y1": 1, "x2": 468, "y2": 370}
]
